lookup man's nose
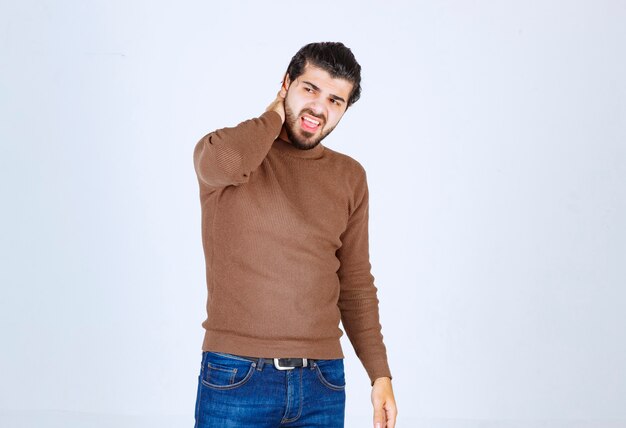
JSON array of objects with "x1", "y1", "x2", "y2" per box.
[{"x1": 307, "y1": 102, "x2": 324, "y2": 118}]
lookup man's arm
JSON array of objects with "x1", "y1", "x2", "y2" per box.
[
  {"x1": 336, "y1": 166, "x2": 393, "y2": 386},
  {"x1": 193, "y1": 89, "x2": 286, "y2": 190},
  {"x1": 337, "y1": 167, "x2": 398, "y2": 427}
]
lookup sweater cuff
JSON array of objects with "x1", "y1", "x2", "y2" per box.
[{"x1": 370, "y1": 370, "x2": 393, "y2": 387}]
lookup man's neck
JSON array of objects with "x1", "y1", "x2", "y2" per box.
[{"x1": 278, "y1": 127, "x2": 292, "y2": 145}]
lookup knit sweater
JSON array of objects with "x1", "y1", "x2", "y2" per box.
[{"x1": 193, "y1": 110, "x2": 392, "y2": 385}]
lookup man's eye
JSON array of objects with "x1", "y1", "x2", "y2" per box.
[{"x1": 305, "y1": 87, "x2": 313, "y2": 93}]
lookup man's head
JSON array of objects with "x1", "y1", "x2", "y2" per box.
[{"x1": 279, "y1": 42, "x2": 362, "y2": 150}]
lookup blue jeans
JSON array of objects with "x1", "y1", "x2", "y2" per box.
[{"x1": 194, "y1": 351, "x2": 346, "y2": 427}]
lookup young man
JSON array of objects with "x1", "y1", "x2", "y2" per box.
[{"x1": 193, "y1": 42, "x2": 397, "y2": 428}]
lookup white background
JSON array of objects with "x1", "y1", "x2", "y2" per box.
[{"x1": 1, "y1": 1, "x2": 625, "y2": 427}]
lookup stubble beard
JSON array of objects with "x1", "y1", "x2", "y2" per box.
[{"x1": 283, "y1": 103, "x2": 336, "y2": 150}]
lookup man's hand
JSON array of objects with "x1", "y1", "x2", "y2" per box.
[
  {"x1": 265, "y1": 85, "x2": 287, "y2": 123},
  {"x1": 372, "y1": 377, "x2": 397, "y2": 428}
]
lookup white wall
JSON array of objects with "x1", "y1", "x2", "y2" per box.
[{"x1": 1, "y1": 1, "x2": 624, "y2": 427}]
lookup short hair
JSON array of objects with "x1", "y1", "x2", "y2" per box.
[{"x1": 285, "y1": 42, "x2": 362, "y2": 108}]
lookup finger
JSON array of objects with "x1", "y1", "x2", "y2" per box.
[
  {"x1": 386, "y1": 406, "x2": 397, "y2": 428},
  {"x1": 373, "y1": 405, "x2": 386, "y2": 428}
]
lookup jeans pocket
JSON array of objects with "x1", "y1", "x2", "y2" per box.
[
  {"x1": 313, "y1": 359, "x2": 346, "y2": 391},
  {"x1": 200, "y1": 351, "x2": 256, "y2": 390}
]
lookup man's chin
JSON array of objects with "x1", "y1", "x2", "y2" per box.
[
  {"x1": 288, "y1": 130, "x2": 321, "y2": 150},
  {"x1": 284, "y1": 122, "x2": 329, "y2": 150}
]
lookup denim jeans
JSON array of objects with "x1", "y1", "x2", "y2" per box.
[{"x1": 194, "y1": 351, "x2": 346, "y2": 427}]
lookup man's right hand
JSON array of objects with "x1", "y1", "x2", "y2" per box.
[{"x1": 265, "y1": 86, "x2": 287, "y2": 123}]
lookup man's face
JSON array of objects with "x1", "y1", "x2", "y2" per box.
[{"x1": 280, "y1": 63, "x2": 353, "y2": 150}]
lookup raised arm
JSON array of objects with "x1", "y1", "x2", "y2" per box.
[{"x1": 193, "y1": 88, "x2": 286, "y2": 190}]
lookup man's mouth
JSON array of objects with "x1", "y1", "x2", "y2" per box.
[{"x1": 300, "y1": 114, "x2": 321, "y2": 132}]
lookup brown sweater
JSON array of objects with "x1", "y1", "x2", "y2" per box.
[{"x1": 193, "y1": 110, "x2": 392, "y2": 385}]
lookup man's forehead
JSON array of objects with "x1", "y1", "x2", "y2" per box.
[{"x1": 297, "y1": 63, "x2": 353, "y2": 97}]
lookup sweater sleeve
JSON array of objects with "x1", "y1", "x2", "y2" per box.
[
  {"x1": 336, "y1": 167, "x2": 393, "y2": 386},
  {"x1": 193, "y1": 110, "x2": 283, "y2": 189}
]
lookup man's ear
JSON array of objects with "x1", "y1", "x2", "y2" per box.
[{"x1": 282, "y1": 72, "x2": 291, "y2": 91}]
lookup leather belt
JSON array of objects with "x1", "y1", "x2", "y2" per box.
[{"x1": 240, "y1": 356, "x2": 313, "y2": 370}]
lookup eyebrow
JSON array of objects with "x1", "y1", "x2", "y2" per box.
[{"x1": 302, "y1": 80, "x2": 346, "y2": 104}]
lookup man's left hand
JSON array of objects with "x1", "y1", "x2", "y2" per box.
[{"x1": 371, "y1": 377, "x2": 397, "y2": 427}]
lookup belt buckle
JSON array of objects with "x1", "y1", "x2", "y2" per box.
[{"x1": 273, "y1": 358, "x2": 308, "y2": 370}]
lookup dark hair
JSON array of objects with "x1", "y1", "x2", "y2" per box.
[{"x1": 285, "y1": 42, "x2": 362, "y2": 108}]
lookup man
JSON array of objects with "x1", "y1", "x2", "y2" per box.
[{"x1": 192, "y1": 42, "x2": 397, "y2": 428}]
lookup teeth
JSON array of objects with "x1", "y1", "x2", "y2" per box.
[{"x1": 303, "y1": 116, "x2": 320, "y2": 126}]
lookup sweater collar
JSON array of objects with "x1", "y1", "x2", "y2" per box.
[{"x1": 273, "y1": 137, "x2": 325, "y2": 159}]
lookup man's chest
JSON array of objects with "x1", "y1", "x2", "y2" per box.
[{"x1": 210, "y1": 156, "x2": 351, "y2": 250}]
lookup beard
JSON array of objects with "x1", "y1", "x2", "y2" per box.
[{"x1": 283, "y1": 103, "x2": 336, "y2": 150}]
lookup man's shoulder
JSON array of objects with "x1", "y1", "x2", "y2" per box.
[{"x1": 323, "y1": 145, "x2": 367, "y2": 179}]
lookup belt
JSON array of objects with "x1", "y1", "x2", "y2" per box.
[{"x1": 239, "y1": 356, "x2": 314, "y2": 371}]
